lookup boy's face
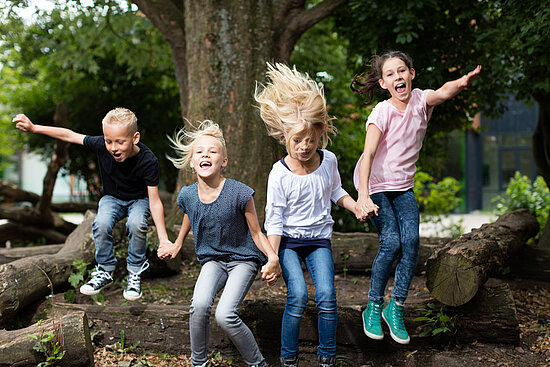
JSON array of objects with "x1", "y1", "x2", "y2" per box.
[{"x1": 103, "y1": 124, "x2": 140, "y2": 162}]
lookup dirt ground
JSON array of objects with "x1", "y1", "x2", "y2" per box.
[{"x1": 89, "y1": 259, "x2": 550, "y2": 367}]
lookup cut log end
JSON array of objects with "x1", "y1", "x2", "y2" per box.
[{"x1": 426, "y1": 254, "x2": 480, "y2": 307}]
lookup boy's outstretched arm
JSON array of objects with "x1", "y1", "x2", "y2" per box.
[
  {"x1": 427, "y1": 65, "x2": 482, "y2": 108},
  {"x1": 147, "y1": 186, "x2": 173, "y2": 249},
  {"x1": 13, "y1": 114, "x2": 85, "y2": 145}
]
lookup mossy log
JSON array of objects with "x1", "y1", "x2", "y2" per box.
[
  {"x1": 0, "y1": 311, "x2": 94, "y2": 367},
  {"x1": 426, "y1": 209, "x2": 539, "y2": 307}
]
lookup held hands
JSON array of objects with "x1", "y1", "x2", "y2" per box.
[
  {"x1": 13, "y1": 114, "x2": 35, "y2": 133},
  {"x1": 458, "y1": 65, "x2": 482, "y2": 89},
  {"x1": 355, "y1": 196, "x2": 379, "y2": 222},
  {"x1": 261, "y1": 256, "x2": 282, "y2": 286},
  {"x1": 157, "y1": 240, "x2": 181, "y2": 260}
]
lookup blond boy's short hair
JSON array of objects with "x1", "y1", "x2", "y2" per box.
[
  {"x1": 167, "y1": 120, "x2": 227, "y2": 170},
  {"x1": 102, "y1": 107, "x2": 138, "y2": 134},
  {"x1": 254, "y1": 63, "x2": 336, "y2": 152}
]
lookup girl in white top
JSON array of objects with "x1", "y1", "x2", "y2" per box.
[
  {"x1": 352, "y1": 51, "x2": 481, "y2": 345},
  {"x1": 255, "y1": 63, "x2": 359, "y2": 367}
]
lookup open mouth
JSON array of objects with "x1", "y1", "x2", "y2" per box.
[
  {"x1": 112, "y1": 152, "x2": 122, "y2": 159},
  {"x1": 199, "y1": 161, "x2": 212, "y2": 168},
  {"x1": 395, "y1": 83, "x2": 407, "y2": 94}
]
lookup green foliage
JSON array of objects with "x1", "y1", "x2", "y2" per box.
[
  {"x1": 28, "y1": 329, "x2": 66, "y2": 367},
  {"x1": 413, "y1": 302, "x2": 457, "y2": 337},
  {"x1": 65, "y1": 259, "x2": 104, "y2": 304},
  {"x1": 414, "y1": 171, "x2": 464, "y2": 237},
  {"x1": 114, "y1": 329, "x2": 140, "y2": 357},
  {"x1": 0, "y1": 1, "x2": 180, "y2": 193},
  {"x1": 414, "y1": 171, "x2": 462, "y2": 215},
  {"x1": 492, "y1": 172, "x2": 550, "y2": 234}
]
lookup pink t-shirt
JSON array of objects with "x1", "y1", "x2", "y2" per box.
[{"x1": 353, "y1": 88, "x2": 434, "y2": 194}]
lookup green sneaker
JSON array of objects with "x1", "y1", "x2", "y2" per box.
[
  {"x1": 382, "y1": 298, "x2": 410, "y2": 344},
  {"x1": 362, "y1": 300, "x2": 384, "y2": 340}
]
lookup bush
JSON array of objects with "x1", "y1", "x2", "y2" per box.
[{"x1": 492, "y1": 172, "x2": 550, "y2": 235}]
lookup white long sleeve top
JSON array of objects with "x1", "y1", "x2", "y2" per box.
[{"x1": 265, "y1": 149, "x2": 349, "y2": 240}]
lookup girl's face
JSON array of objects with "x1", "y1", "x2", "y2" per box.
[
  {"x1": 287, "y1": 128, "x2": 321, "y2": 163},
  {"x1": 190, "y1": 135, "x2": 228, "y2": 179},
  {"x1": 379, "y1": 57, "x2": 415, "y2": 107}
]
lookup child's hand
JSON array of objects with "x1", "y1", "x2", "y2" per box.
[
  {"x1": 13, "y1": 114, "x2": 35, "y2": 133},
  {"x1": 157, "y1": 241, "x2": 180, "y2": 260},
  {"x1": 261, "y1": 257, "x2": 282, "y2": 286},
  {"x1": 458, "y1": 65, "x2": 482, "y2": 89},
  {"x1": 355, "y1": 197, "x2": 379, "y2": 222}
]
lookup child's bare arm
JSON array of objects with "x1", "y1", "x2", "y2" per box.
[
  {"x1": 147, "y1": 186, "x2": 172, "y2": 249},
  {"x1": 427, "y1": 65, "x2": 482, "y2": 108},
  {"x1": 13, "y1": 114, "x2": 85, "y2": 145},
  {"x1": 244, "y1": 197, "x2": 282, "y2": 283},
  {"x1": 158, "y1": 214, "x2": 190, "y2": 260}
]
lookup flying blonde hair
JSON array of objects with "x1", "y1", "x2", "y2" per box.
[
  {"x1": 102, "y1": 107, "x2": 138, "y2": 134},
  {"x1": 167, "y1": 120, "x2": 227, "y2": 170},
  {"x1": 254, "y1": 62, "x2": 336, "y2": 152}
]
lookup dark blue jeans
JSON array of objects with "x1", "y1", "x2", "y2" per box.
[
  {"x1": 279, "y1": 246, "x2": 337, "y2": 359},
  {"x1": 369, "y1": 189, "x2": 419, "y2": 304},
  {"x1": 92, "y1": 195, "x2": 150, "y2": 273}
]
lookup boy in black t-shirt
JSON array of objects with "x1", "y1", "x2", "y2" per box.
[{"x1": 13, "y1": 108, "x2": 172, "y2": 300}]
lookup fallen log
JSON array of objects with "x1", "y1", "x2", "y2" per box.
[
  {"x1": 0, "y1": 211, "x2": 96, "y2": 326},
  {"x1": 0, "y1": 244, "x2": 63, "y2": 265},
  {"x1": 0, "y1": 311, "x2": 94, "y2": 367},
  {"x1": 426, "y1": 209, "x2": 539, "y2": 307},
  {"x1": 48, "y1": 281, "x2": 518, "y2": 362},
  {"x1": 0, "y1": 222, "x2": 67, "y2": 246}
]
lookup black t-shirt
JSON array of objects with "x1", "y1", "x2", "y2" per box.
[{"x1": 83, "y1": 135, "x2": 159, "y2": 200}]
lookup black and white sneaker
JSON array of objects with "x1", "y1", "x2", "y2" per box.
[
  {"x1": 80, "y1": 266, "x2": 113, "y2": 295},
  {"x1": 123, "y1": 261, "x2": 149, "y2": 301}
]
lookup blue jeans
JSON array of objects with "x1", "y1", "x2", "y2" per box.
[
  {"x1": 92, "y1": 195, "x2": 150, "y2": 273},
  {"x1": 190, "y1": 260, "x2": 265, "y2": 367},
  {"x1": 369, "y1": 189, "x2": 419, "y2": 304},
  {"x1": 279, "y1": 246, "x2": 337, "y2": 359}
]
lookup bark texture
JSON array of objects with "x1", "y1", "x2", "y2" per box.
[
  {"x1": 426, "y1": 209, "x2": 539, "y2": 306},
  {"x1": 133, "y1": 0, "x2": 347, "y2": 224},
  {"x1": 0, "y1": 311, "x2": 94, "y2": 367},
  {"x1": 0, "y1": 211, "x2": 95, "y2": 326}
]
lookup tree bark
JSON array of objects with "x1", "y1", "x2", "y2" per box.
[
  {"x1": 0, "y1": 311, "x2": 94, "y2": 367},
  {"x1": 426, "y1": 209, "x2": 539, "y2": 307},
  {"x1": 47, "y1": 282, "x2": 518, "y2": 361},
  {"x1": 0, "y1": 244, "x2": 63, "y2": 265},
  {"x1": 0, "y1": 211, "x2": 96, "y2": 326},
  {"x1": 0, "y1": 222, "x2": 68, "y2": 247},
  {"x1": 134, "y1": 0, "x2": 347, "y2": 225}
]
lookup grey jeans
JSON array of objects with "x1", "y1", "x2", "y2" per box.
[{"x1": 190, "y1": 260, "x2": 265, "y2": 367}]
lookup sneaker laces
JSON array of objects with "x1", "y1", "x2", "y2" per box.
[
  {"x1": 391, "y1": 303, "x2": 406, "y2": 331},
  {"x1": 127, "y1": 261, "x2": 149, "y2": 290},
  {"x1": 367, "y1": 301, "x2": 383, "y2": 326},
  {"x1": 88, "y1": 267, "x2": 112, "y2": 287}
]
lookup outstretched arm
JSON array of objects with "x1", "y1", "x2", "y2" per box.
[
  {"x1": 13, "y1": 113, "x2": 85, "y2": 145},
  {"x1": 244, "y1": 197, "x2": 282, "y2": 285},
  {"x1": 426, "y1": 65, "x2": 482, "y2": 108}
]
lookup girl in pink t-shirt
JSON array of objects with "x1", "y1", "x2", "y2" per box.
[{"x1": 352, "y1": 51, "x2": 481, "y2": 344}]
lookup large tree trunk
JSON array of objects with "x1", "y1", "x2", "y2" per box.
[
  {"x1": 0, "y1": 311, "x2": 94, "y2": 367},
  {"x1": 0, "y1": 244, "x2": 64, "y2": 265},
  {"x1": 426, "y1": 209, "x2": 538, "y2": 307},
  {"x1": 0, "y1": 211, "x2": 96, "y2": 326},
  {"x1": 532, "y1": 91, "x2": 550, "y2": 246},
  {"x1": 134, "y1": 0, "x2": 347, "y2": 224}
]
